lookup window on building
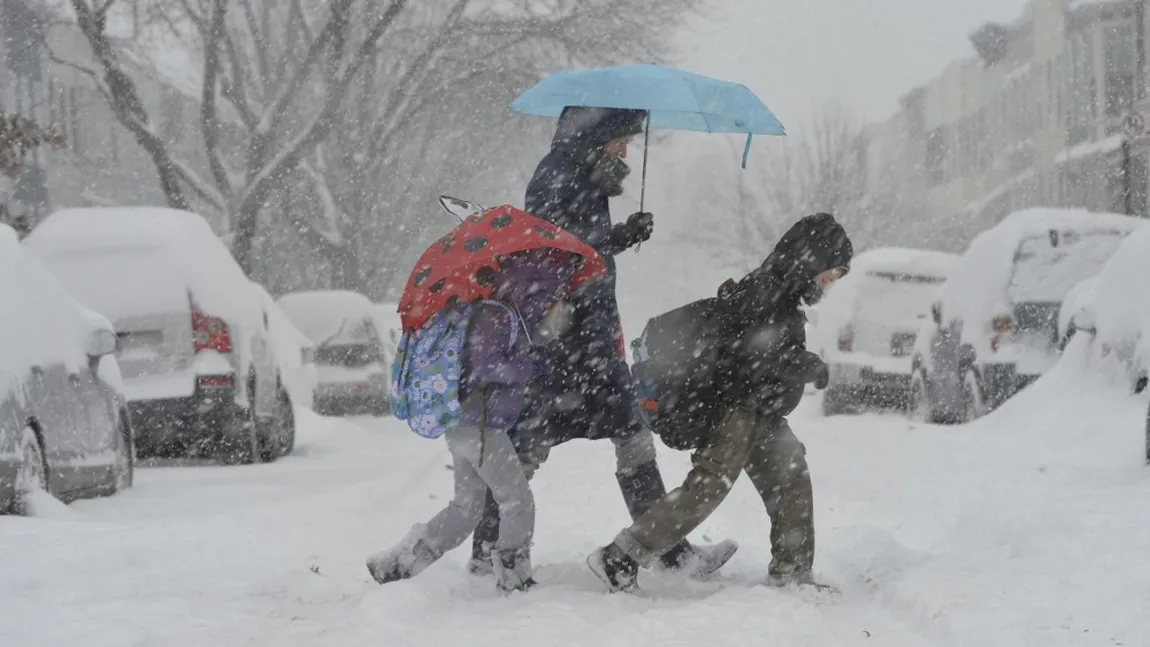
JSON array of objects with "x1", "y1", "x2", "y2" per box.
[
  {"x1": 1104, "y1": 21, "x2": 1136, "y2": 118},
  {"x1": 1065, "y1": 29, "x2": 1095, "y2": 146},
  {"x1": 925, "y1": 127, "x2": 946, "y2": 186}
]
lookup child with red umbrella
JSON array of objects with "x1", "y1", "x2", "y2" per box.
[{"x1": 366, "y1": 206, "x2": 605, "y2": 592}]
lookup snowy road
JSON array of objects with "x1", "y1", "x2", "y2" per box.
[{"x1": 3, "y1": 354, "x2": 1150, "y2": 647}]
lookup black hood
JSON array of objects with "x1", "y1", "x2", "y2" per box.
[
  {"x1": 762, "y1": 212, "x2": 853, "y2": 303},
  {"x1": 550, "y1": 106, "x2": 647, "y2": 157}
]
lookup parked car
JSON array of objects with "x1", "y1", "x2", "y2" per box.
[
  {"x1": 1055, "y1": 226, "x2": 1150, "y2": 462},
  {"x1": 24, "y1": 207, "x2": 289, "y2": 464},
  {"x1": 2, "y1": 225, "x2": 133, "y2": 514},
  {"x1": 277, "y1": 290, "x2": 390, "y2": 416},
  {"x1": 911, "y1": 208, "x2": 1144, "y2": 424},
  {"x1": 813, "y1": 247, "x2": 958, "y2": 415}
]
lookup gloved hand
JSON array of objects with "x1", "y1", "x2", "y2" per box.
[
  {"x1": 610, "y1": 211, "x2": 654, "y2": 251},
  {"x1": 810, "y1": 360, "x2": 830, "y2": 390}
]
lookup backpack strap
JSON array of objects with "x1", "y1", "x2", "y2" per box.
[{"x1": 480, "y1": 299, "x2": 530, "y2": 349}]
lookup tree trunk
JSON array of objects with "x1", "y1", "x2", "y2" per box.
[{"x1": 232, "y1": 200, "x2": 260, "y2": 275}]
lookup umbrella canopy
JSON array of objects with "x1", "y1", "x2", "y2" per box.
[
  {"x1": 511, "y1": 63, "x2": 785, "y2": 136},
  {"x1": 511, "y1": 63, "x2": 784, "y2": 166},
  {"x1": 397, "y1": 204, "x2": 608, "y2": 332}
]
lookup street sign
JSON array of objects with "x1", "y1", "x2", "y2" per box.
[{"x1": 1120, "y1": 110, "x2": 1149, "y2": 141}]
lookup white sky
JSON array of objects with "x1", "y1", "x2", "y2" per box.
[{"x1": 679, "y1": 0, "x2": 1032, "y2": 130}]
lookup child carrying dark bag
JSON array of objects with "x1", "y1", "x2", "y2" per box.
[{"x1": 589, "y1": 212, "x2": 854, "y2": 592}]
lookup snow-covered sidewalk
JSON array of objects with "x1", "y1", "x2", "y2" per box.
[{"x1": 3, "y1": 354, "x2": 1149, "y2": 647}]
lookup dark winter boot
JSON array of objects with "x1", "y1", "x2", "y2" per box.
[
  {"x1": 617, "y1": 460, "x2": 738, "y2": 575},
  {"x1": 494, "y1": 547, "x2": 536, "y2": 592},
  {"x1": 587, "y1": 543, "x2": 639, "y2": 592},
  {"x1": 467, "y1": 488, "x2": 500, "y2": 576}
]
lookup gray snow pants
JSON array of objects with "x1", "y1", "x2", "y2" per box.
[{"x1": 418, "y1": 419, "x2": 535, "y2": 556}]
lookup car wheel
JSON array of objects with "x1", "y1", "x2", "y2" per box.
[
  {"x1": 262, "y1": 388, "x2": 295, "y2": 461},
  {"x1": 112, "y1": 415, "x2": 134, "y2": 493},
  {"x1": 962, "y1": 369, "x2": 986, "y2": 422},
  {"x1": 218, "y1": 406, "x2": 259, "y2": 465},
  {"x1": 13, "y1": 426, "x2": 49, "y2": 515}
]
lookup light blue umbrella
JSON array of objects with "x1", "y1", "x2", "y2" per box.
[{"x1": 511, "y1": 63, "x2": 786, "y2": 209}]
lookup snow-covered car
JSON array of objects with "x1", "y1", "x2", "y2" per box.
[
  {"x1": 277, "y1": 290, "x2": 390, "y2": 416},
  {"x1": 24, "y1": 207, "x2": 288, "y2": 464},
  {"x1": 1060, "y1": 226, "x2": 1150, "y2": 392},
  {"x1": 911, "y1": 208, "x2": 1144, "y2": 424},
  {"x1": 813, "y1": 247, "x2": 958, "y2": 415},
  {"x1": 1055, "y1": 226, "x2": 1150, "y2": 462},
  {"x1": 2, "y1": 225, "x2": 133, "y2": 514}
]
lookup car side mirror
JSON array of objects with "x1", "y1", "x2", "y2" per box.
[
  {"x1": 930, "y1": 302, "x2": 942, "y2": 325},
  {"x1": 87, "y1": 328, "x2": 118, "y2": 358}
]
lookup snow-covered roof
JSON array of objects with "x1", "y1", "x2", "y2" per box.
[
  {"x1": 24, "y1": 207, "x2": 262, "y2": 328},
  {"x1": 26, "y1": 207, "x2": 217, "y2": 250}
]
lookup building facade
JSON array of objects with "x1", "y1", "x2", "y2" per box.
[{"x1": 865, "y1": 0, "x2": 1148, "y2": 250}]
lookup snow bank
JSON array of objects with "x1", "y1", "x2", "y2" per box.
[
  {"x1": 277, "y1": 290, "x2": 380, "y2": 345},
  {"x1": 938, "y1": 208, "x2": 1143, "y2": 351},
  {"x1": 1, "y1": 226, "x2": 97, "y2": 397}
]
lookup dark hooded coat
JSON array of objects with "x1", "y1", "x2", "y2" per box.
[
  {"x1": 715, "y1": 212, "x2": 854, "y2": 417},
  {"x1": 515, "y1": 107, "x2": 648, "y2": 448}
]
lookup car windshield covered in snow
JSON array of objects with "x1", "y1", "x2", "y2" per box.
[{"x1": 1008, "y1": 230, "x2": 1125, "y2": 306}]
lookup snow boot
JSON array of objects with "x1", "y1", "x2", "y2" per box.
[
  {"x1": 366, "y1": 526, "x2": 441, "y2": 585},
  {"x1": 656, "y1": 539, "x2": 740, "y2": 578},
  {"x1": 493, "y1": 547, "x2": 536, "y2": 592},
  {"x1": 468, "y1": 489, "x2": 500, "y2": 575},
  {"x1": 587, "y1": 543, "x2": 639, "y2": 592},
  {"x1": 618, "y1": 460, "x2": 738, "y2": 576}
]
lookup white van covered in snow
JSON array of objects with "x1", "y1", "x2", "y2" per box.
[
  {"x1": 24, "y1": 207, "x2": 289, "y2": 464},
  {"x1": 813, "y1": 247, "x2": 958, "y2": 415},
  {"x1": 911, "y1": 208, "x2": 1144, "y2": 424}
]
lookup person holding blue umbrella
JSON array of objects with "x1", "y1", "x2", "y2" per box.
[{"x1": 468, "y1": 64, "x2": 787, "y2": 581}]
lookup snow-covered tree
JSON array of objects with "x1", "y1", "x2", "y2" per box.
[{"x1": 60, "y1": 0, "x2": 702, "y2": 286}]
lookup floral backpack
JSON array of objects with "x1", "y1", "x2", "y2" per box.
[{"x1": 390, "y1": 300, "x2": 518, "y2": 439}]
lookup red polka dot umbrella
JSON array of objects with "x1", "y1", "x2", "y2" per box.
[{"x1": 397, "y1": 204, "x2": 608, "y2": 332}]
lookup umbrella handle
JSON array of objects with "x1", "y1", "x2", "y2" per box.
[{"x1": 636, "y1": 111, "x2": 651, "y2": 252}]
